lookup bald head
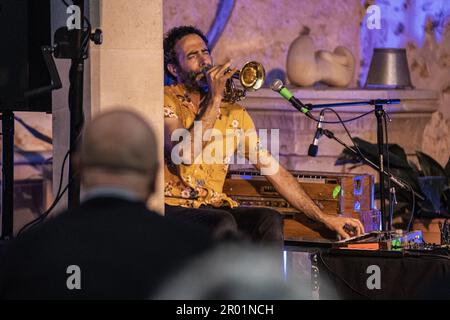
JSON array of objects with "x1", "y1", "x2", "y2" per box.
[{"x1": 79, "y1": 110, "x2": 159, "y2": 199}]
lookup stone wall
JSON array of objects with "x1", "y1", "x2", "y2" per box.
[
  {"x1": 163, "y1": 0, "x2": 450, "y2": 167},
  {"x1": 163, "y1": 0, "x2": 362, "y2": 87},
  {"x1": 360, "y1": 0, "x2": 450, "y2": 117},
  {"x1": 357, "y1": 0, "x2": 450, "y2": 165}
]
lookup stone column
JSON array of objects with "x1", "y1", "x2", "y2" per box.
[
  {"x1": 91, "y1": 0, "x2": 164, "y2": 212},
  {"x1": 53, "y1": 0, "x2": 164, "y2": 213}
]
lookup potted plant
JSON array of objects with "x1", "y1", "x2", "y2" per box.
[{"x1": 335, "y1": 137, "x2": 450, "y2": 238}]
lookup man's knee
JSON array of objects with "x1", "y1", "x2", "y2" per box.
[
  {"x1": 205, "y1": 209, "x2": 238, "y2": 239},
  {"x1": 258, "y1": 208, "x2": 283, "y2": 228},
  {"x1": 207, "y1": 210, "x2": 237, "y2": 228},
  {"x1": 254, "y1": 208, "x2": 284, "y2": 243}
]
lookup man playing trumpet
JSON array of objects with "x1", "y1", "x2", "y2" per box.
[{"x1": 163, "y1": 25, "x2": 364, "y2": 246}]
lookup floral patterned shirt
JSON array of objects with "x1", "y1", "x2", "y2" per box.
[{"x1": 164, "y1": 83, "x2": 262, "y2": 208}]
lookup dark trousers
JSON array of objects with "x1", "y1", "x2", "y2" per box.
[{"x1": 165, "y1": 205, "x2": 284, "y2": 248}]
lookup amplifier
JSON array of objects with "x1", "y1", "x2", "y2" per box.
[
  {"x1": 223, "y1": 170, "x2": 375, "y2": 216},
  {"x1": 223, "y1": 170, "x2": 379, "y2": 241}
]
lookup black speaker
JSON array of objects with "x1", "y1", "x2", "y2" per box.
[{"x1": 0, "y1": 0, "x2": 52, "y2": 112}]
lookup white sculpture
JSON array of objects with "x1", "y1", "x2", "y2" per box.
[{"x1": 286, "y1": 30, "x2": 355, "y2": 87}]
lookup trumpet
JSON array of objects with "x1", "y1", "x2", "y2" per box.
[{"x1": 203, "y1": 61, "x2": 266, "y2": 103}]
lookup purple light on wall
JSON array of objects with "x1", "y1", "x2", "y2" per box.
[{"x1": 207, "y1": 0, "x2": 235, "y2": 50}]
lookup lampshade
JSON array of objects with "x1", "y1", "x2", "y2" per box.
[{"x1": 365, "y1": 48, "x2": 413, "y2": 89}]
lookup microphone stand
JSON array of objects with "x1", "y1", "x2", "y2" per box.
[
  {"x1": 53, "y1": 1, "x2": 102, "y2": 209},
  {"x1": 321, "y1": 128, "x2": 424, "y2": 229},
  {"x1": 301, "y1": 99, "x2": 415, "y2": 231},
  {"x1": 321, "y1": 128, "x2": 424, "y2": 201}
]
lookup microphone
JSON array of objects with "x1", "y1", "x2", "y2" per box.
[
  {"x1": 307, "y1": 112, "x2": 325, "y2": 157},
  {"x1": 270, "y1": 79, "x2": 311, "y2": 115}
]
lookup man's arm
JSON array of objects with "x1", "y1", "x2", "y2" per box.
[{"x1": 254, "y1": 155, "x2": 365, "y2": 239}]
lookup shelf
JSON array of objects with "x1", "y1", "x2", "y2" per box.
[{"x1": 241, "y1": 87, "x2": 439, "y2": 114}]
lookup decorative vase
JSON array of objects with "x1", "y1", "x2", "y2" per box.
[{"x1": 286, "y1": 32, "x2": 355, "y2": 87}]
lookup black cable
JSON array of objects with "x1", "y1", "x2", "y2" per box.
[
  {"x1": 19, "y1": 182, "x2": 71, "y2": 236},
  {"x1": 320, "y1": 107, "x2": 366, "y2": 158},
  {"x1": 17, "y1": 151, "x2": 69, "y2": 235},
  {"x1": 307, "y1": 109, "x2": 374, "y2": 125},
  {"x1": 17, "y1": 150, "x2": 70, "y2": 236},
  {"x1": 55, "y1": 151, "x2": 70, "y2": 204},
  {"x1": 81, "y1": 16, "x2": 91, "y2": 56},
  {"x1": 317, "y1": 252, "x2": 372, "y2": 299},
  {"x1": 407, "y1": 183, "x2": 416, "y2": 232},
  {"x1": 319, "y1": 108, "x2": 392, "y2": 213},
  {"x1": 17, "y1": 181, "x2": 71, "y2": 237},
  {"x1": 18, "y1": 182, "x2": 70, "y2": 235}
]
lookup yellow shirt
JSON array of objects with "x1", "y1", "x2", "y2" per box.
[{"x1": 164, "y1": 83, "x2": 262, "y2": 208}]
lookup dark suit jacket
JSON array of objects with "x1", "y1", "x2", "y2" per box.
[{"x1": 0, "y1": 197, "x2": 213, "y2": 299}]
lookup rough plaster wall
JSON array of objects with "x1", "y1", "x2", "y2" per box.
[
  {"x1": 164, "y1": 0, "x2": 449, "y2": 166},
  {"x1": 163, "y1": 0, "x2": 362, "y2": 87},
  {"x1": 412, "y1": 23, "x2": 450, "y2": 166},
  {"x1": 359, "y1": 0, "x2": 450, "y2": 166},
  {"x1": 360, "y1": 0, "x2": 450, "y2": 101}
]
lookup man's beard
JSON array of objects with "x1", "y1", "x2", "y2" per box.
[{"x1": 178, "y1": 68, "x2": 209, "y2": 94}]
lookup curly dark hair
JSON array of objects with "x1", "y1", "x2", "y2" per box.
[{"x1": 163, "y1": 26, "x2": 209, "y2": 81}]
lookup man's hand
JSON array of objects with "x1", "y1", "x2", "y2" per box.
[
  {"x1": 258, "y1": 160, "x2": 366, "y2": 240},
  {"x1": 323, "y1": 215, "x2": 365, "y2": 240},
  {"x1": 204, "y1": 60, "x2": 237, "y2": 101}
]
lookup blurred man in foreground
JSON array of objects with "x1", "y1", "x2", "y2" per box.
[{"x1": 0, "y1": 110, "x2": 212, "y2": 299}]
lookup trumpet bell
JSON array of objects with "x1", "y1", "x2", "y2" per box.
[
  {"x1": 239, "y1": 61, "x2": 265, "y2": 91},
  {"x1": 224, "y1": 60, "x2": 265, "y2": 103}
]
